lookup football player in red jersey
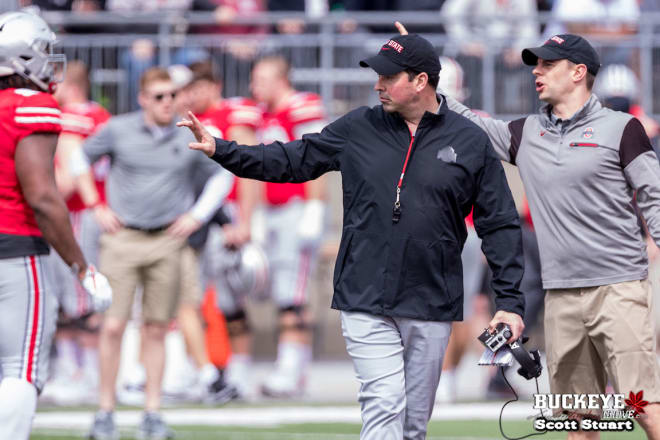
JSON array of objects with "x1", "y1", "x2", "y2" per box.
[
  {"x1": 248, "y1": 55, "x2": 328, "y2": 398},
  {"x1": 187, "y1": 61, "x2": 262, "y2": 248},
  {"x1": 0, "y1": 12, "x2": 111, "y2": 440},
  {"x1": 183, "y1": 61, "x2": 264, "y2": 399},
  {"x1": 40, "y1": 60, "x2": 112, "y2": 405}
]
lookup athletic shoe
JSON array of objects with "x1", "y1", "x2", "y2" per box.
[
  {"x1": 260, "y1": 370, "x2": 305, "y2": 398},
  {"x1": 136, "y1": 412, "x2": 174, "y2": 440},
  {"x1": 203, "y1": 374, "x2": 240, "y2": 405},
  {"x1": 88, "y1": 411, "x2": 118, "y2": 440},
  {"x1": 116, "y1": 380, "x2": 145, "y2": 406}
]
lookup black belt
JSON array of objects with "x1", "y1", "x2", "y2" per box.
[{"x1": 124, "y1": 224, "x2": 171, "y2": 234}]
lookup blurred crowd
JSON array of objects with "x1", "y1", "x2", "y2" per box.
[{"x1": 10, "y1": 0, "x2": 660, "y2": 116}]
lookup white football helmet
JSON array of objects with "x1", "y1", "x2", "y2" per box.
[
  {"x1": 219, "y1": 243, "x2": 270, "y2": 301},
  {"x1": 438, "y1": 56, "x2": 468, "y2": 102},
  {"x1": 594, "y1": 64, "x2": 639, "y2": 100},
  {"x1": 0, "y1": 11, "x2": 66, "y2": 92}
]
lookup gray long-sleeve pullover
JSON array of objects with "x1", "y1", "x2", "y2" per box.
[{"x1": 449, "y1": 94, "x2": 660, "y2": 289}]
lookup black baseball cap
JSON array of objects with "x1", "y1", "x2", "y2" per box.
[
  {"x1": 522, "y1": 34, "x2": 601, "y2": 75},
  {"x1": 360, "y1": 34, "x2": 441, "y2": 77}
]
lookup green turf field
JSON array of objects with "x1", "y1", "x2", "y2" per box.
[{"x1": 31, "y1": 420, "x2": 647, "y2": 439}]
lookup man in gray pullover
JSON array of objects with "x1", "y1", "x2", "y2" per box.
[{"x1": 394, "y1": 23, "x2": 660, "y2": 439}]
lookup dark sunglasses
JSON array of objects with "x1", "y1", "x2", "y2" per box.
[{"x1": 151, "y1": 91, "x2": 177, "y2": 101}]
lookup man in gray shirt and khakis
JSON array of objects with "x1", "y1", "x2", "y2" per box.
[
  {"x1": 75, "y1": 67, "x2": 232, "y2": 440},
  {"x1": 395, "y1": 22, "x2": 660, "y2": 438}
]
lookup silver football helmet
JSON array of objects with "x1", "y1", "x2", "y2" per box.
[
  {"x1": 220, "y1": 243, "x2": 270, "y2": 301},
  {"x1": 437, "y1": 56, "x2": 468, "y2": 102},
  {"x1": 0, "y1": 11, "x2": 66, "y2": 91},
  {"x1": 594, "y1": 64, "x2": 639, "y2": 100}
]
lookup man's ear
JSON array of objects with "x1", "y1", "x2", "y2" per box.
[
  {"x1": 137, "y1": 91, "x2": 147, "y2": 109},
  {"x1": 416, "y1": 72, "x2": 429, "y2": 92},
  {"x1": 573, "y1": 64, "x2": 588, "y2": 84}
]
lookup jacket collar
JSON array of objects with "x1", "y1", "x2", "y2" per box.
[
  {"x1": 386, "y1": 94, "x2": 447, "y2": 129},
  {"x1": 539, "y1": 93, "x2": 602, "y2": 129}
]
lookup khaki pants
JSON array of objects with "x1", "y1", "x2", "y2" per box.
[
  {"x1": 99, "y1": 228, "x2": 185, "y2": 323},
  {"x1": 179, "y1": 245, "x2": 202, "y2": 306},
  {"x1": 545, "y1": 279, "x2": 660, "y2": 417}
]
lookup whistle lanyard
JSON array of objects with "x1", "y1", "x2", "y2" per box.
[{"x1": 392, "y1": 133, "x2": 415, "y2": 223}]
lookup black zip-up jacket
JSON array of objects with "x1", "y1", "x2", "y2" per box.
[{"x1": 211, "y1": 97, "x2": 525, "y2": 321}]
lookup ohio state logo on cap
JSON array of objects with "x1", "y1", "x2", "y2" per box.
[
  {"x1": 549, "y1": 35, "x2": 565, "y2": 45},
  {"x1": 383, "y1": 39, "x2": 404, "y2": 53}
]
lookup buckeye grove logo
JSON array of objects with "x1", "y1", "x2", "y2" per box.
[{"x1": 531, "y1": 391, "x2": 647, "y2": 432}]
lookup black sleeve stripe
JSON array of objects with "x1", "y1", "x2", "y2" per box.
[
  {"x1": 620, "y1": 117, "x2": 652, "y2": 168},
  {"x1": 507, "y1": 117, "x2": 526, "y2": 165}
]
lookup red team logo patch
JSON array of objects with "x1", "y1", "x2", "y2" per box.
[
  {"x1": 582, "y1": 127, "x2": 594, "y2": 138},
  {"x1": 550, "y1": 35, "x2": 565, "y2": 45}
]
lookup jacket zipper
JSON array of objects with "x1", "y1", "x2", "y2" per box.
[{"x1": 393, "y1": 133, "x2": 415, "y2": 223}]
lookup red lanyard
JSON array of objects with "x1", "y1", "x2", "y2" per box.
[{"x1": 393, "y1": 133, "x2": 415, "y2": 223}]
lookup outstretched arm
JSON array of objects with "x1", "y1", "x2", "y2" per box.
[{"x1": 178, "y1": 110, "x2": 345, "y2": 182}]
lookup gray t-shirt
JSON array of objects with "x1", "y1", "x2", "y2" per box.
[{"x1": 83, "y1": 111, "x2": 220, "y2": 228}]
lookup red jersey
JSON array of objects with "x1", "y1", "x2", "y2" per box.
[
  {"x1": 258, "y1": 92, "x2": 326, "y2": 205},
  {"x1": 59, "y1": 101, "x2": 111, "y2": 212},
  {"x1": 0, "y1": 88, "x2": 62, "y2": 257},
  {"x1": 198, "y1": 97, "x2": 262, "y2": 203}
]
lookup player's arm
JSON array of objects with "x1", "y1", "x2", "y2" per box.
[
  {"x1": 622, "y1": 118, "x2": 660, "y2": 246},
  {"x1": 167, "y1": 165, "x2": 234, "y2": 239},
  {"x1": 295, "y1": 117, "x2": 329, "y2": 247},
  {"x1": 15, "y1": 133, "x2": 87, "y2": 279},
  {"x1": 54, "y1": 132, "x2": 83, "y2": 199},
  {"x1": 178, "y1": 111, "x2": 344, "y2": 182},
  {"x1": 71, "y1": 121, "x2": 123, "y2": 233},
  {"x1": 225, "y1": 124, "x2": 263, "y2": 246},
  {"x1": 473, "y1": 137, "x2": 525, "y2": 341}
]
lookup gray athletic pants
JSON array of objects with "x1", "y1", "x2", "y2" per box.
[
  {"x1": 0, "y1": 255, "x2": 57, "y2": 392},
  {"x1": 341, "y1": 311, "x2": 452, "y2": 440}
]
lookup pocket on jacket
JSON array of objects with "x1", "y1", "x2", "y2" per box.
[
  {"x1": 333, "y1": 231, "x2": 386, "y2": 299},
  {"x1": 403, "y1": 238, "x2": 463, "y2": 312}
]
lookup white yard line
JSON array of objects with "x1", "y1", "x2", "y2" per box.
[{"x1": 33, "y1": 401, "x2": 537, "y2": 430}]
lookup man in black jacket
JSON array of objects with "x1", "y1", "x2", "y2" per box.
[{"x1": 179, "y1": 34, "x2": 525, "y2": 440}]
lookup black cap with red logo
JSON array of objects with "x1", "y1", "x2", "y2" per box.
[
  {"x1": 522, "y1": 34, "x2": 601, "y2": 75},
  {"x1": 360, "y1": 34, "x2": 441, "y2": 77}
]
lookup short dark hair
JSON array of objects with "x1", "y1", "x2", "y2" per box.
[
  {"x1": 0, "y1": 74, "x2": 36, "y2": 91},
  {"x1": 405, "y1": 69, "x2": 439, "y2": 90},
  {"x1": 189, "y1": 60, "x2": 221, "y2": 84}
]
